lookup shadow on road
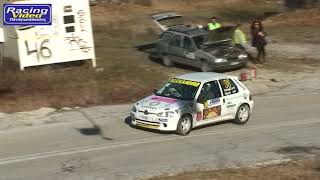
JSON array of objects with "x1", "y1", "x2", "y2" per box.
[
  {"x1": 193, "y1": 120, "x2": 234, "y2": 131},
  {"x1": 76, "y1": 127, "x2": 101, "y2": 136},
  {"x1": 75, "y1": 126, "x2": 113, "y2": 140},
  {"x1": 276, "y1": 146, "x2": 320, "y2": 155},
  {"x1": 149, "y1": 55, "x2": 250, "y2": 73},
  {"x1": 75, "y1": 110, "x2": 114, "y2": 140},
  {"x1": 124, "y1": 116, "x2": 237, "y2": 135}
]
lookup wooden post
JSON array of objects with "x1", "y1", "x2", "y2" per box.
[{"x1": 0, "y1": 43, "x2": 3, "y2": 67}]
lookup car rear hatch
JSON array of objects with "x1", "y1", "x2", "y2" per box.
[{"x1": 151, "y1": 12, "x2": 184, "y2": 31}]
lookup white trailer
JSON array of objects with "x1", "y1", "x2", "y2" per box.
[{"x1": 0, "y1": 0, "x2": 96, "y2": 70}]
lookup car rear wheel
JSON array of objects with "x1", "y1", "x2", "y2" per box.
[
  {"x1": 163, "y1": 56, "x2": 173, "y2": 67},
  {"x1": 234, "y1": 104, "x2": 250, "y2": 125},
  {"x1": 201, "y1": 61, "x2": 212, "y2": 72},
  {"x1": 176, "y1": 115, "x2": 192, "y2": 136}
]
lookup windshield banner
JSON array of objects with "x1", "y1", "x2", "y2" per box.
[{"x1": 170, "y1": 78, "x2": 201, "y2": 87}]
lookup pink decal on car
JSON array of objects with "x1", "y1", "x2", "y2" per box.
[{"x1": 150, "y1": 96, "x2": 177, "y2": 104}]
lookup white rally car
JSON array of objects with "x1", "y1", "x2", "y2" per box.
[{"x1": 131, "y1": 72, "x2": 254, "y2": 136}]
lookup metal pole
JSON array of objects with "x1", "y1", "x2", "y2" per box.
[{"x1": 0, "y1": 43, "x2": 3, "y2": 67}]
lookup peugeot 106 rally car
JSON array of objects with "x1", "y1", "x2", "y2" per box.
[{"x1": 131, "y1": 72, "x2": 254, "y2": 135}]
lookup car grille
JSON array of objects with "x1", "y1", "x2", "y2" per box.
[
  {"x1": 138, "y1": 110, "x2": 157, "y2": 115},
  {"x1": 135, "y1": 119, "x2": 160, "y2": 129}
]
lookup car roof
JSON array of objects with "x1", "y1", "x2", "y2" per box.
[
  {"x1": 175, "y1": 72, "x2": 236, "y2": 83},
  {"x1": 167, "y1": 26, "x2": 208, "y2": 36}
]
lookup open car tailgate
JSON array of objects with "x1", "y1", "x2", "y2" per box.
[{"x1": 151, "y1": 12, "x2": 184, "y2": 31}]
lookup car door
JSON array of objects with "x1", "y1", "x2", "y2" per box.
[
  {"x1": 195, "y1": 80, "x2": 224, "y2": 125},
  {"x1": 181, "y1": 36, "x2": 199, "y2": 67},
  {"x1": 167, "y1": 34, "x2": 184, "y2": 63},
  {"x1": 219, "y1": 78, "x2": 242, "y2": 118},
  {"x1": 157, "y1": 32, "x2": 174, "y2": 56}
]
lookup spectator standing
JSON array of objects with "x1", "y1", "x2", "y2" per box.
[
  {"x1": 208, "y1": 16, "x2": 221, "y2": 31},
  {"x1": 233, "y1": 23, "x2": 247, "y2": 51},
  {"x1": 251, "y1": 20, "x2": 267, "y2": 63}
]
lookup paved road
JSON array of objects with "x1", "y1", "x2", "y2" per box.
[{"x1": 0, "y1": 94, "x2": 320, "y2": 180}]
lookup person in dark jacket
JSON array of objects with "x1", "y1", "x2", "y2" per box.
[{"x1": 251, "y1": 20, "x2": 267, "y2": 63}]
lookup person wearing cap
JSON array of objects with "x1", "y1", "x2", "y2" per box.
[{"x1": 208, "y1": 16, "x2": 221, "y2": 31}]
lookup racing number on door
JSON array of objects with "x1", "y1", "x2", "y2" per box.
[
  {"x1": 25, "y1": 39, "x2": 52, "y2": 61},
  {"x1": 223, "y1": 79, "x2": 232, "y2": 89}
]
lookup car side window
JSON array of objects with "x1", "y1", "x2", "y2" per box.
[
  {"x1": 219, "y1": 79, "x2": 239, "y2": 96},
  {"x1": 183, "y1": 37, "x2": 194, "y2": 50},
  {"x1": 197, "y1": 81, "x2": 222, "y2": 103},
  {"x1": 160, "y1": 32, "x2": 173, "y2": 41},
  {"x1": 169, "y1": 35, "x2": 182, "y2": 47}
]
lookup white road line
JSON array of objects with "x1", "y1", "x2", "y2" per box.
[
  {"x1": 0, "y1": 118, "x2": 319, "y2": 166},
  {"x1": 254, "y1": 92, "x2": 320, "y2": 100}
]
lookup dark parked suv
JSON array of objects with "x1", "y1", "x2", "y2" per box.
[
  {"x1": 152, "y1": 12, "x2": 248, "y2": 71},
  {"x1": 152, "y1": 23, "x2": 248, "y2": 72}
]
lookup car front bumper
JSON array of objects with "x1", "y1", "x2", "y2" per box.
[
  {"x1": 131, "y1": 112, "x2": 179, "y2": 131},
  {"x1": 211, "y1": 59, "x2": 248, "y2": 71}
]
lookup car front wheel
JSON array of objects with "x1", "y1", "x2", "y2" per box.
[
  {"x1": 176, "y1": 115, "x2": 192, "y2": 136},
  {"x1": 234, "y1": 104, "x2": 250, "y2": 125},
  {"x1": 163, "y1": 56, "x2": 173, "y2": 67},
  {"x1": 201, "y1": 61, "x2": 212, "y2": 72}
]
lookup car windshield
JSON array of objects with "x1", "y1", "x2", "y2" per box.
[
  {"x1": 155, "y1": 78, "x2": 201, "y2": 101},
  {"x1": 193, "y1": 35, "x2": 206, "y2": 49}
]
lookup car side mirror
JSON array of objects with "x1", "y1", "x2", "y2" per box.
[
  {"x1": 196, "y1": 98, "x2": 201, "y2": 104},
  {"x1": 197, "y1": 96, "x2": 205, "y2": 104},
  {"x1": 153, "y1": 89, "x2": 158, "y2": 94}
]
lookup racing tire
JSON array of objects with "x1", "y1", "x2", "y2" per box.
[
  {"x1": 176, "y1": 115, "x2": 192, "y2": 136},
  {"x1": 234, "y1": 104, "x2": 250, "y2": 125},
  {"x1": 200, "y1": 61, "x2": 212, "y2": 72},
  {"x1": 163, "y1": 56, "x2": 173, "y2": 67}
]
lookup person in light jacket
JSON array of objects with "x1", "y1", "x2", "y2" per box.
[
  {"x1": 208, "y1": 16, "x2": 221, "y2": 31},
  {"x1": 233, "y1": 23, "x2": 247, "y2": 51}
]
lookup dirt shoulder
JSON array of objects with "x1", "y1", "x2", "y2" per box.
[
  {"x1": 0, "y1": 2, "x2": 319, "y2": 113},
  {"x1": 147, "y1": 156, "x2": 320, "y2": 180}
]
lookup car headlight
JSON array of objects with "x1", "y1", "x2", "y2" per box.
[
  {"x1": 132, "y1": 106, "x2": 137, "y2": 113},
  {"x1": 238, "y1": 54, "x2": 248, "y2": 59},
  {"x1": 214, "y1": 58, "x2": 227, "y2": 63},
  {"x1": 157, "y1": 111, "x2": 174, "y2": 117}
]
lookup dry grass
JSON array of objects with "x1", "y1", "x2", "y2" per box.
[
  {"x1": 147, "y1": 157, "x2": 320, "y2": 180},
  {"x1": 264, "y1": 8, "x2": 320, "y2": 43}
]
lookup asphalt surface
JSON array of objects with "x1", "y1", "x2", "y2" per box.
[{"x1": 0, "y1": 93, "x2": 320, "y2": 180}]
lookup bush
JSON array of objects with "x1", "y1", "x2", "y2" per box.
[
  {"x1": 133, "y1": 0, "x2": 152, "y2": 6},
  {"x1": 285, "y1": 0, "x2": 319, "y2": 10}
]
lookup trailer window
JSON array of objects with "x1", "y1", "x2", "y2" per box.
[{"x1": 64, "y1": 15, "x2": 75, "y2": 24}]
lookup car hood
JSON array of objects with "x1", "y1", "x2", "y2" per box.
[
  {"x1": 136, "y1": 95, "x2": 190, "y2": 112},
  {"x1": 204, "y1": 26, "x2": 236, "y2": 45}
]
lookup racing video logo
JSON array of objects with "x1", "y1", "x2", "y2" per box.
[{"x1": 3, "y1": 4, "x2": 52, "y2": 25}]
